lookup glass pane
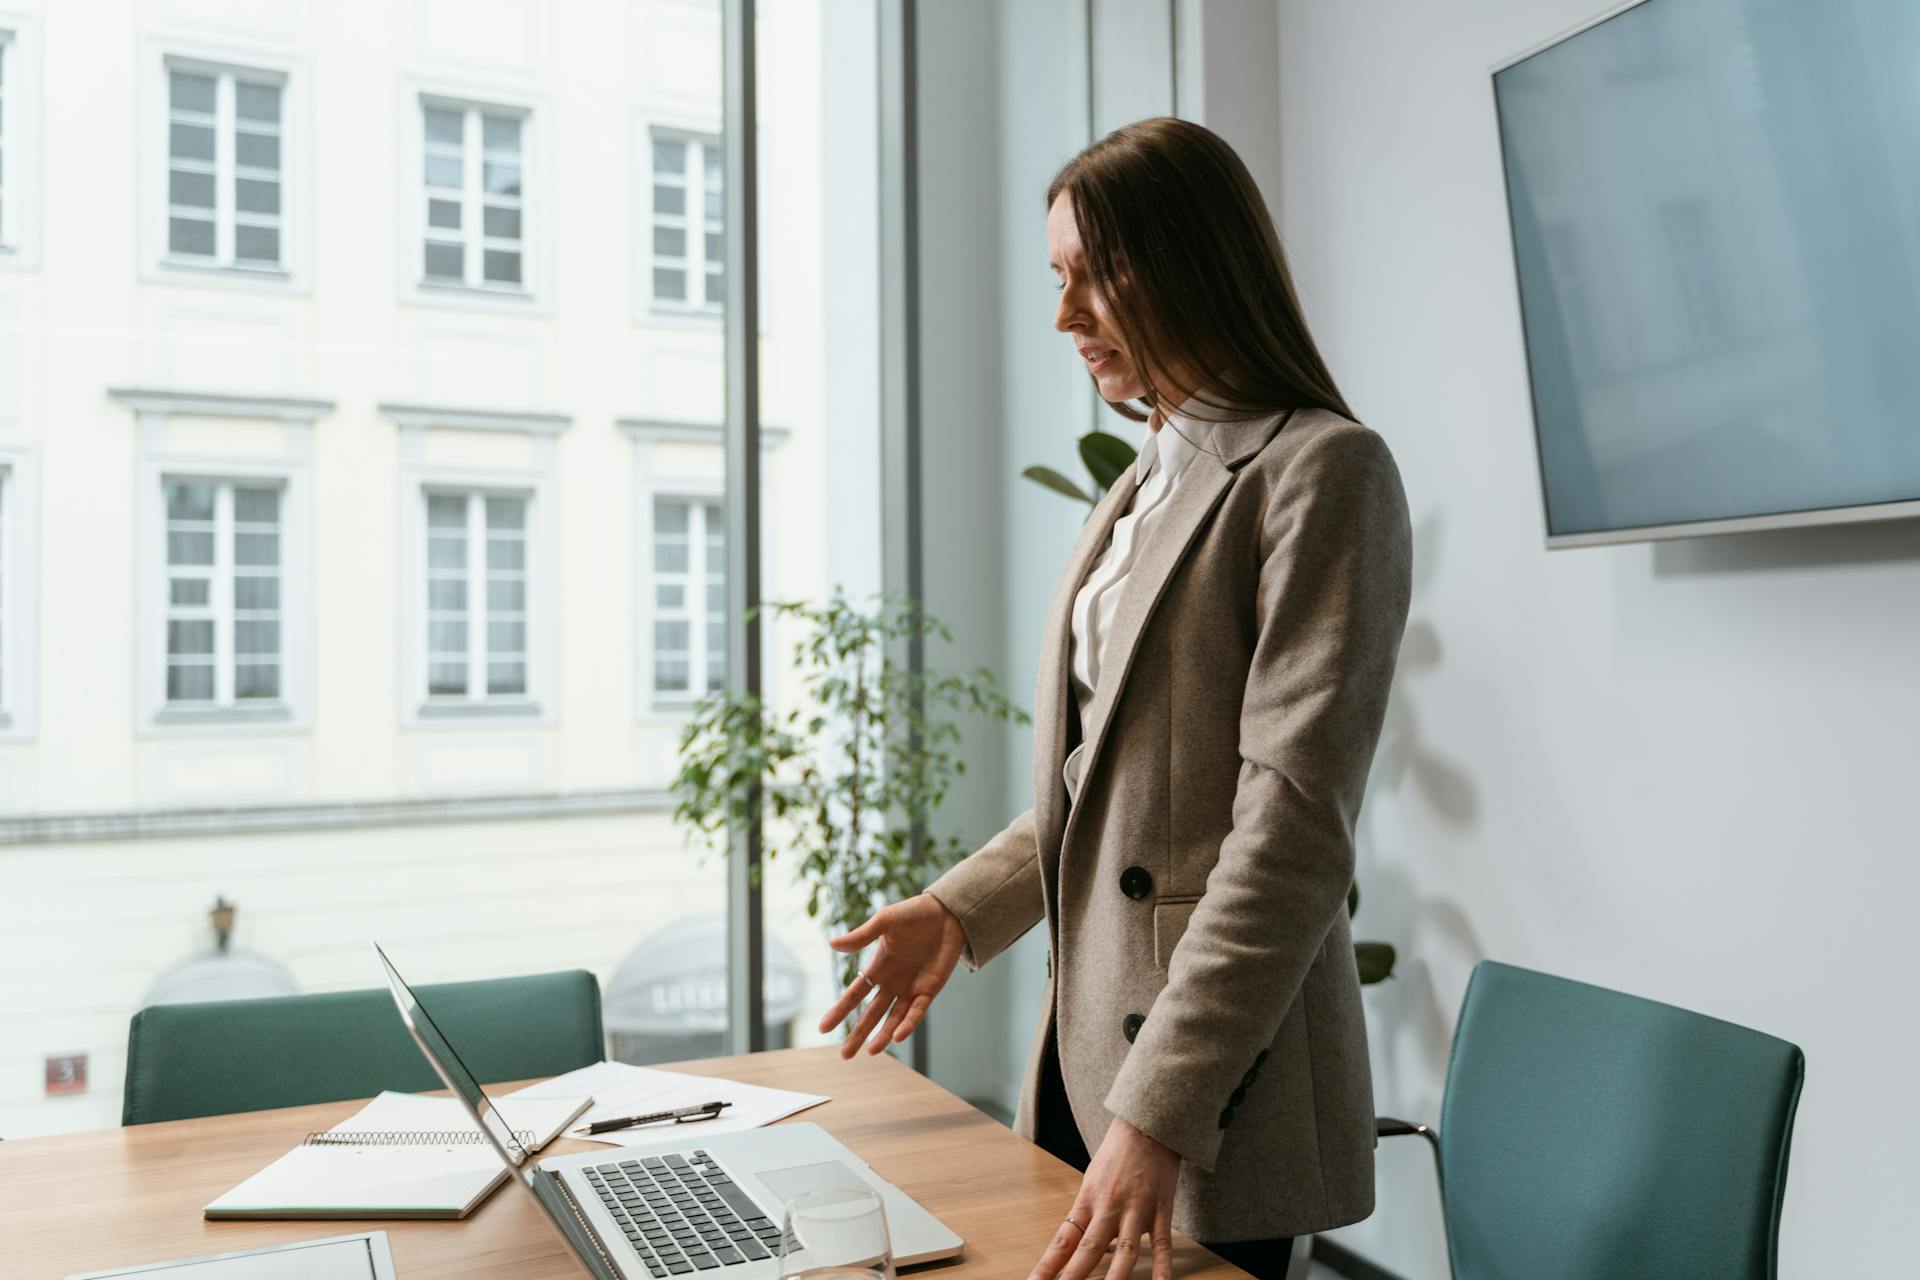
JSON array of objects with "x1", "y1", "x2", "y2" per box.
[
  {"x1": 653, "y1": 183, "x2": 685, "y2": 216},
  {"x1": 705, "y1": 189, "x2": 722, "y2": 220},
  {"x1": 427, "y1": 535, "x2": 465, "y2": 570},
  {"x1": 235, "y1": 225, "x2": 281, "y2": 264},
  {"x1": 234, "y1": 575, "x2": 280, "y2": 610},
  {"x1": 169, "y1": 122, "x2": 215, "y2": 162},
  {"x1": 483, "y1": 205, "x2": 521, "y2": 239},
  {"x1": 482, "y1": 114, "x2": 521, "y2": 154},
  {"x1": 167, "y1": 620, "x2": 214, "y2": 656},
  {"x1": 429, "y1": 578, "x2": 468, "y2": 611},
  {"x1": 655, "y1": 583, "x2": 684, "y2": 610},
  {"x1": 167, "y1": 531, "x2": 214, "y2": 566},
  {"x1": 424, "y1": 106, "x2": 464, "y2": 145},
  {"x1": 487, "y1": 621, "x2": 525, "y2": 654},
  {"x1": 424, "y1": 241, "x2": 463, "y2": 280},
  {"x1": 170, "y1": 578, "x2": 210, "y2": 607},
  {"x1": 654, "y1": 227, "x2": 686, "y2": 259},
  {"x1": 653, "y1": 659, "x2": 688, "y2": 693},
  {"x1": 705, "y1": 231, "x2": 723, "y2": 264},
  {"x1": 167, "y1": 482, "x2": 216, "y2": 520},
  {"x1": 485, "y1": 535, "x2": 525, "y2": 571},
  {"x1": 427, "y1": 494, "x2": 466, "y2": 527},
  {"x1": 487, "y1": 662, "x2": 527, "y2": 695},
  {"x1": 652, "y1": 138, "x2": 683, "y2": 175},
  {"x1": 236, "y1": 179, "x2": 280, "y2": 215},
  {"x1": 429, "y1": 620, "x2": 468, "y2": 653},
  {"x1": 236, "y1": 130, "x2": 281, "y2": 170},
  {"x1": 234, "y1": 488, "x2": 279, "y2": 523},
  {"x1": 428, "y1": 198, "x2": 462, "y2": 229},
  {"x1": 483, "y1": 249, "x2": 522, "y2": 285},
  {"x1": 654, "y1": 538, "x2": 688, "y2": 576},
  {"x1": 235, "y1": 81, "x2": 281, "y2": 123},
  {"x1": 483, "y1": 162, "x2": 520, "y2": 197},
  {"x1": 234, "y1": 532, "x2": 278, "y2": 566},
  {"x1": 234, "y1": 620, "x2": 280, "y2": 657},
  {"x1": 486, "y1": 497, "x2": 525, "y2": 530},
  {"x1": 169, "y1": 169, "x2": 215, "y2": 209},
  {"x1": 653, "y1": 268, "x2": 686, "y2": 302},
  {"x1": 486, "y1": 578, "x2": 525, "y2": 611},
  {"x1": 424, "y1": 154, "x2": 463, "y2": 189},
  {"x1": 702, "y1": 144, "x2": 720, "y2": 184},
  {"x1": 235, "y1": 662, "x2": 280, "y2": 700},
  {"x1": 167, "y1": 664, "x2": 215, "y2": 702},
  {"x1": 169, "y1": 217, "x2": 215, "y2": 256},
  {"x1": 428, "y1": 661, "x2": 467, "y2": 696},
  {"x1": 170, "y1": 71, "x2": 216, "y2": 114}
]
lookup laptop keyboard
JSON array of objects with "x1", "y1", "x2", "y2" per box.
[{"x1": 584, "y1": 1149, "x2": 784, "y2": 1275}]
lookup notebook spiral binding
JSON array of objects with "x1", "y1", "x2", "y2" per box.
[{"x1": 302, "y1": 1129, "x2": 537, "y2": 1148}]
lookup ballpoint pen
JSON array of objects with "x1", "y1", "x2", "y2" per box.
[{"x1": 582, "y1": 1101, "x2": 732, "y2": 1135}]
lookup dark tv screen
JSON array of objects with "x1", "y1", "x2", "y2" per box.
[{"x1": 1494, "y1": 0, "x2": 1920, "y2": 544}]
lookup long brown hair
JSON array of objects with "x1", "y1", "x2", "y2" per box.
[{"x1": 1047, "y1": 116, "x2": 1355, "y2": 425}]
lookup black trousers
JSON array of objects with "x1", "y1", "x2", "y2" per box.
[{"x1": 1033, "y1": 1035, "x2": 1297, "y2": 1280}]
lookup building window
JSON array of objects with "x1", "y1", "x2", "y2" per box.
[
  {"x1": 652, "y1": 496, "x2": 723, "y2": 697},
  {"x1": 163, "y1": 479, "x2": 283, "y2": 706},
  {"x1": 650, "y1": 133, "x2": 722, "y2": 313},
  {"x1": 426, "y1": 490, "x2": 530, "y2": 703},
  {"x1": 166, "y1": 65, "x2": 284, "y2": 271},
  {"x1": 421, "y1": 100, "x2": 525, "y2": 291}
]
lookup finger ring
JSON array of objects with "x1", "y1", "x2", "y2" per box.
[
  {"x1": 1063, "y1": 1216, "x2": 1085, "y2": 1234},
  {"x1": 856, "y1": 972, "x2": 875, "y2": 990}
]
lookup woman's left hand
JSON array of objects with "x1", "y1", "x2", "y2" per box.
[{"x1": 1029, "y1": 1117, "x2": 1180, "y2": 1280}]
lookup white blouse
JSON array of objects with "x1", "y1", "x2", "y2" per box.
[{"x1": 1062, "y1": 397, "x2": 1216, "y2": 804}]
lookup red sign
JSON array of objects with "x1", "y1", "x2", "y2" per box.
[{"x1": 45, "y1": 1054, "x2": 87, "y2": 1096}]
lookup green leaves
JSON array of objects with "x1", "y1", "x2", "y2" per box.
[
  {"x1": 1079, "y1": 431, "x2": 1138, "y2": 493},
  {"x1": 1354, "y1": 941, "x2": 1397, "y2": 986},
  {"x1": 1021, "y1": 465, "x2": 1094, "y2": 505},
  {"x1": 667, "y1": 590, "x2": 1030, "y2": 977}
]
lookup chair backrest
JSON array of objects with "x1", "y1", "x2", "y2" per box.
[
  {"x1": 1440, "y1": 961, "x2": 1802, "y2": 1280},
  {"x1": 123, "y1": 968, "x2": 604, "y2": 1125}
]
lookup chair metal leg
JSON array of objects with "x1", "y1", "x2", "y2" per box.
[{"x1": 1375, "y1": 1117, "x2": 1454, "y2": 1280}]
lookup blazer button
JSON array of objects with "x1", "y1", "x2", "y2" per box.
[
  {"x1": 1254, "y1": 1049, "x2": 1270, "y2": 1069},
  {"x1": 1228, "y1": 1086, "x2": 1247, "y2": 1107},
  {"x1": 1218, "y1": 1106, "x2": 1235, "y2": 1129},
  {"x1": 1123, "y1": 1013, "x2": 1144, "y2": 1043},
  {"x1": 1120, "y1": 866, "x2": 1153, "y2": 900},
  {"x1": 1240, "y1": 1069, "x2": 1257, "y2": 1089}
]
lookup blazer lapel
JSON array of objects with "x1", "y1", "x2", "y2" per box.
[{"x1": 1052, "y1": 408, "x2": 1296, "y2": 870}]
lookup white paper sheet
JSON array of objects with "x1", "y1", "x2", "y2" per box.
[{"x1": 508, "y1": 1060, "x2": 829, "y2": 1147}]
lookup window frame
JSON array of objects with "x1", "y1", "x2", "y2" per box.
[
  {"x1": 139, "y1": 36, "x2": 310, "y2": 291},
  {"x1": 647, "y1": 491, "x2": 727, "y2": 706},
  {"x1": 136, "y1": 453, "x2": 312, "y2": 734},
  {"x1": 395, "y1": 441, "x2": 559, "y2": 727},
  {"x1": 632, "y1": 108, "x2": 723, "y2": 328},
  {"x1": 420, "y1": 486, "x2": 535, "y2": 711},
  {"x1": 645, "y1": 129, "x2": 724, "y2": 316},
  {"x1": 398, "y1": 76, "x2": 552, "y2": 313},
  {"x1": 0, "y1": 11, "x2": 43, "y2": 269}
]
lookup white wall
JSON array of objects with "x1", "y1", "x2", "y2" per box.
[{"x1": 1275, "y1": 1, "x2": 1920, "y2": 1274}]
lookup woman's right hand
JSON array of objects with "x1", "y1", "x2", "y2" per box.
[{"x1": 817, "y1": 893, "x2": 969, "y2": 1059}]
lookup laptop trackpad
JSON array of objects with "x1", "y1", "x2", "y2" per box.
[{"x1": 753, "y1": 1160, "x2": 870, "y2": 1205}]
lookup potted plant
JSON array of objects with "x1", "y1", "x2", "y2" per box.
[
  {"x1": 1027, "y1": 431, "x2": 1398, "y2": 984},
  {"x1": 669, "y1": 590, "x2": 1030, "y2": 1013}
]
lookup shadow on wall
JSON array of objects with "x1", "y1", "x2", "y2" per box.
[
  {"x1": 1651, "y1": 510, "x2": 1920, "y2": 577},
  {"x1": 1355, "y1": 508, "x2": 1488, "y2": 1084}
]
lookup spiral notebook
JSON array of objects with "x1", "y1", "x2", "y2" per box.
[{"x1": 204, "y1": 1089, "x2": 590, "y2": 1220}]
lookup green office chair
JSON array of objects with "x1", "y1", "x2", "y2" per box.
[
  {"x1": 123, "y1": 968, "x2": 605, "y2": 1125},
  {"x1": 1377, "y1": 961, "x2": 1803, "y2": 1280}
]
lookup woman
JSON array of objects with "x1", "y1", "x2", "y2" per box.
[{"x1": 816, "y1": 117, "x2": 1411, "y2": 1280}]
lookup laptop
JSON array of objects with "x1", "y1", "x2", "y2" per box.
[{"x1": 374, "y1": 944, "x2": 963, "y2": 1279}]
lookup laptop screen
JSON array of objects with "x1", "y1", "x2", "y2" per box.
[{"x1": 372, "y1": 944, "x2": 527, "y2": 1166}]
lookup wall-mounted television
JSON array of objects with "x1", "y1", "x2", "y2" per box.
[{"x1": 1493, "y1": 0, "x2": 1920, "y2": 548}]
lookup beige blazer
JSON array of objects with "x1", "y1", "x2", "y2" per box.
[{"x1": 927, "y1": 406, "x2": 1411, "y2": 1241}]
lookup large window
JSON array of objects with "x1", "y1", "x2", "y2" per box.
[
  {"x1": 421, "y1": 100, "x2": 526, "y2": 292},
  {"x1": 162, "y1": 479, "x2": 283, "y2": 707},
  {"x1": 650, "y1": 132, "x2": 723, "y2": 313},
  {"x1": 651, "y1": 496, "x2": 724, "y2": 699},
  {"x1": 165, "y1": 65, "x2": 284, "y2": 271},
  {"x1": 0, "y1": 32, "x2": 10, "y2": 246},
  {"x1": 425, "y1": 490, "x2": 531, "y2": 704}
]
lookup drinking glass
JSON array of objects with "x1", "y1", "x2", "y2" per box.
[{"x1": 776, "y1": 1186, "x2": 895, "y2": 1280}]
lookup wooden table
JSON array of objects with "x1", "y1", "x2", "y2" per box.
[{"x1": 0, "y1": 1046, "x2": 1250, "y2": 1279}]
